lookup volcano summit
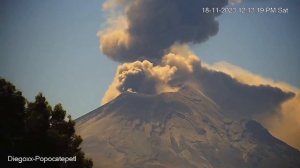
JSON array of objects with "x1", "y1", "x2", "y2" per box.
[{"x1": 76, "y1": 86, "x2": 300, "y2": 168}]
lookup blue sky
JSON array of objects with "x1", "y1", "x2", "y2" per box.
[{"x1": 1, "y1": 0, "x2": 299, "y2": 118}]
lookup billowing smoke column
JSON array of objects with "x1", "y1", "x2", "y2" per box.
[
  {"x1": 99, "y1": 0, "x2": 293, "y2": 110},
  {"x1": 102, "y1": 45, "x2": 201, "y2": 103},
  {"x1": 99, "y1": 0, "x2": 300, "y2": 149},
  {"x1": 100, "y1": 0, "x2": 229, "y2": 101},
  {"x1": 100, "y1": 0, "x2": 228, "y2": 62}
]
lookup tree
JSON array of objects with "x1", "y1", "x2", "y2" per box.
[
  {"x1": 23, "y1": 93, "x2": 52, "y2": 156},
  {"x1": 0, "y1": 78, "x2": 26, "y2": 155},
  {"x1": 0, "y1": 78, "x2": 93, "y2": 167},
  {"x1": 47, "y1": 104, "x2": 93, "y2": 168}
]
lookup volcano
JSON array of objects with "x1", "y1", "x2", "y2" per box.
[{"x1": 76, "y1": 86, "x2": 300, "y2": 168}]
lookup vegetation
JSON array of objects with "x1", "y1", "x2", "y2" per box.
[{"x1": 0, "y1": 78, "x2": 92, "y2": 167}]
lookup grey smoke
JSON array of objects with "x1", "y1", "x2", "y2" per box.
[
  {"x1": 103, "y1": 47, "x2": 294, "y2": 121},
  {"x1": 101, "y1": 0, "x2": 228, "y2": 62},
  {"x1": 197, "y1": 67, "x2": 295, "y2": 120}
]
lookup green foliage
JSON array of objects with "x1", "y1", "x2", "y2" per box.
[{"x1": 0, "y1": 78, "x2": 93, "y2": 167}]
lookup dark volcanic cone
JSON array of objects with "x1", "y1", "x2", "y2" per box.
[{"x1": 76, "y1": 87, "x2": 300, "y2": 168}]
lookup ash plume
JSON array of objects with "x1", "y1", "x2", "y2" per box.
[
  {"x1": 98, "y1": 0, "x2": 300, "y2": 149},
  {"x1": 102, "y1": 45, "x2": 200, "y2": 103},
  {"x1": 99, "y1": 0, "x2": 228, "y2": 62}
]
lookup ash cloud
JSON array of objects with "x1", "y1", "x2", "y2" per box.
[
  {"x1": 102, "y1": 59, "x2": 178, "y2": 104},
  {"x1": 264, "y1": 94, "x2": 300, "y2": 149},
  {"x1": 102, "y1": 45, "x2": 200, "y2": 103},
  {"x1": 205, "y1": 62, "x2": 300, "y2": 149},
  {"x1": 99, "y1": 0, "x2": 300, "y2": 149},
  {"x1": 198, "y1": 67, "x2": 294, "y2": 120},
  {"x1": 100, "y1": 0, "x2": 228, "y2": 62},
  {"x1": 102, "y1": 44, "x2": 297, "y2": 148},
  {"x1": 103, "y1": 45, "x2": 293, "y2": 121}
]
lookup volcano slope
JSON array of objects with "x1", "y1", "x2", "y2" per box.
[{"x1": 76, "y1": 87, "x2": 300, "y2": 168}]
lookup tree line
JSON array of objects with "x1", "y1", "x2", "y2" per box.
[{"x1": 0, "y1": 78, "x2": 93, "y2": 167}]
